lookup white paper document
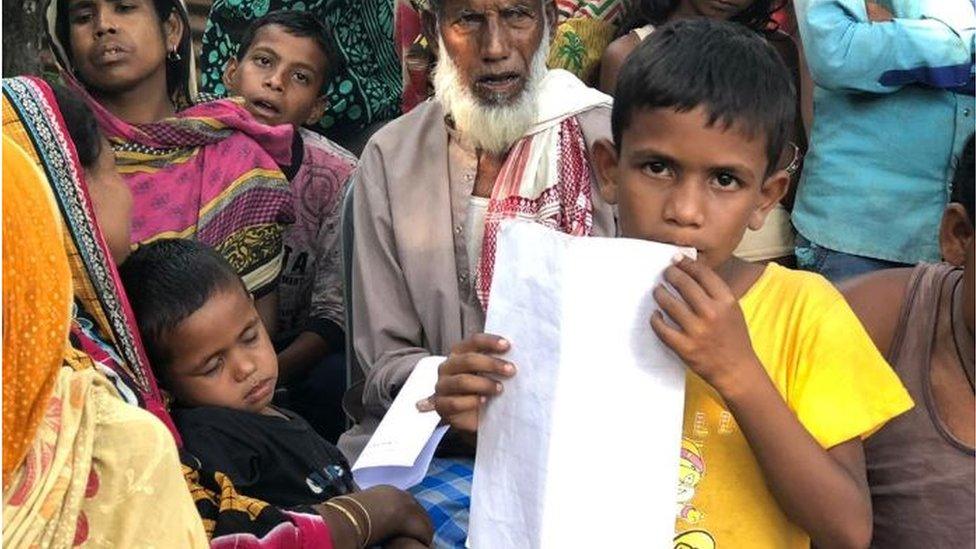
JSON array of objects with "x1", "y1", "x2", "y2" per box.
[
  {"x1": 352, "y1": 356, "x2": 449, "y2": 490},
  {"x1": 468, "y1": 221, "x2": 690, "y2": 548}
]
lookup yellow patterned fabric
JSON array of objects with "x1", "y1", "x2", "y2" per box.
[
  {"x1": 3, "y1": 365, "x2": 210, "y2": 548},
  {"x1": 2, "y1": 135, "x2": 73, "y2": 489}
]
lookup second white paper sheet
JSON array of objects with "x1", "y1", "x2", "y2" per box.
[{"x1": 468, "y1": 221, "x2": 689, "y2": 548}]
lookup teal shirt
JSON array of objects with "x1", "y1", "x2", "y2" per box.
[{"x1": 793, "y1": 0, "x2": 976, "y2": 263}]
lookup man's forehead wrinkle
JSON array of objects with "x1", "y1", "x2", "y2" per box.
[{"x1": 441, "y1": 0, "x2": 540, "y2": 13}]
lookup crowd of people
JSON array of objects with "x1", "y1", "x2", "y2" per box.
[{"x1": 1, "y1": 0, "x2": 973, "y2": 548}]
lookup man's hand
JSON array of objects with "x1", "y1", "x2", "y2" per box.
[
  {"x1": 650, "y1": 257, "x2": 764, "y2": 397},
  {"x1": 417, "y1": 334, "x2": 515, "y2": 433}
]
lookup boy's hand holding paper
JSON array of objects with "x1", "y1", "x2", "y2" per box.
[{"x1": 652, "y1": 255, "x2": 764, "y2": 397}]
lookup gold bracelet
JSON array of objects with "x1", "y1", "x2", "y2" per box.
[
  {"x1": 334, "y1": 495, "x2": 373, "y2": 547},
  {"x1": 323, "y1": 500, "x2": 364, "y2": 548}
]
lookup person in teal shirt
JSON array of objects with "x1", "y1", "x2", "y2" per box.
[{"x1": 792, "y1": 0, "x2": 975, "y2": 282}]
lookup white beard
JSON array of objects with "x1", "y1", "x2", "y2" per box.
[{"x1": 432, "y1": 27, "x2": 550, "y2": 154}]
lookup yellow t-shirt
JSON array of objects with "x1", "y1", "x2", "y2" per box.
[{"x1": 672, "y1": 264, "x2": 914, "y2": 549}]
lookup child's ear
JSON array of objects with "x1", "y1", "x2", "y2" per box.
[
  {"x1": 592, "y1": 138, "x2": 621, "y2": 205},
  {"x1": 939, "y1": 203, "x2": 974, "y2": 266},
  {"x1": 747, "y1": 169, "x2": 790, "y2": 231},
  {"x1": 223, "y1": 58, "x2": 240, "y2": 94},
  {"x1": 305, "y1": 95, "x2": 328, "y2": 126}
]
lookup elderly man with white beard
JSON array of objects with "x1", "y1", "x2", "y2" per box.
[{"x1": 339, "y1": 0, "x2": 613, "y2": 543}]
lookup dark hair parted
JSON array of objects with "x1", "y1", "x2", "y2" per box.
[
  {"x1": 235, "y1": 10, "x2": 344, "y2": 94},
  {"x1": 618, "y1": 0, "x2": 785, "y2": 36},
  {"x1": 54, "y1": 0, "x2": 194, "y2": 107},
  {"x1": 118, "y1": 238, "x2": 247, "y2": 381},
  {"x1": 48, "y1": 81, "x2": 102, "y2": 169},
  {"x1": 611, "y1": 18, "x2": 795, "y2": 174},
  {"x1": 951, "y1": 134, "x2": 974, "y2": 226}
]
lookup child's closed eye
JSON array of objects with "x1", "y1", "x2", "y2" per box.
[
  {"x1": 200, "y1": 357, "x2": 223, "y2": 377},
  {"x1": 241, "y1": 328, "x2": 260, "y2": 345}
]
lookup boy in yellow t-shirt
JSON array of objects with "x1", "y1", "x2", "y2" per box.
[
  {"x1": 589, "y1": 19, "x2": 914, "y2": 548},
  {"x1": 429, "y1": 18, "x2": 914, "y2": 549}
]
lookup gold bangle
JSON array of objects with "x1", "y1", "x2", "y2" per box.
[
  {"x1": 324, "y1": 500, "x2": 364, "y2": 548},
  {"x1": 335, "y1": 495, "x2": 373, "y2": 547}
]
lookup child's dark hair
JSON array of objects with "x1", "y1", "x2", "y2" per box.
[
  {"x1": 618, "y1": 0, "x2": 785, "y2": 37},
  {"x1": 119, "y1": 239, "x2": 247, "y2": 381},
  {"x1": 235, "y1": 10, "x2": 343, "y2": 94},
  {"x1": 951, "y1": 134, "x2": 975, "y2": 227},
  {"x1": 612, "y1": 18, "x2": 795, "y2": 175},
  {"x1": 49, "y1": 81, "x2": 102, "y2": 170}
]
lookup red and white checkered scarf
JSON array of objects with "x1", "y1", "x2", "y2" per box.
[{"x1": 476, "y1": 70, "x2": 611, "y2": 308}]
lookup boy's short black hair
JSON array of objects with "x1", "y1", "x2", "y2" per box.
[
  {"x1": 49, "y1": 82, "x2": 102, "y2": 170},
  {"x1": 119, "y1": 239, "x2": 247, "y2": 381},
  {"x1": 612, "y1": 18, "x2": 795, "y2": 175},
  {"x1": 951, "y1": 133, "x2": 975, "y2": 226},
  {"x1": 619, "y1": 0, "x2": 785, "y2": 36},
  {"x1": 235, "y1": 10, "x2": 344, "y2": 94}
]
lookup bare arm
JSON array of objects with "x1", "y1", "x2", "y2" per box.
[
  {"x1": 314, "y1": 486, "x2": 433, "y2": 548},
  {"x1": 840, "y1": 267, "x2": 914, "y2": 357},
  {"x1": 256, "y1": 290, "x2": 278, "y2": 337},
  {"x1": 277, "y1": 331, "x2": 331, "y2": 384},
  {"x1": 722, "y1": 364, "x2": 872, "y2": 548}
]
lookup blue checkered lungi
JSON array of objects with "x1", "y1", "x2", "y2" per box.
[{"x1": 409, "y1": 458, "x2": 474, "y2": 548}]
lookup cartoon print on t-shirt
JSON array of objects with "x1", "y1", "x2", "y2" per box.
[
  {"x1": 677, "y1": 437, "x2": 706, "y2": 524},
  {"x1": 674, "y1": 529, "x2": 716, "y2": 549}
]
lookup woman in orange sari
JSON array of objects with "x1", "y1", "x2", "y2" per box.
[{"x1": 2, "y1": 130, "x2": 208, "y2": 547}]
